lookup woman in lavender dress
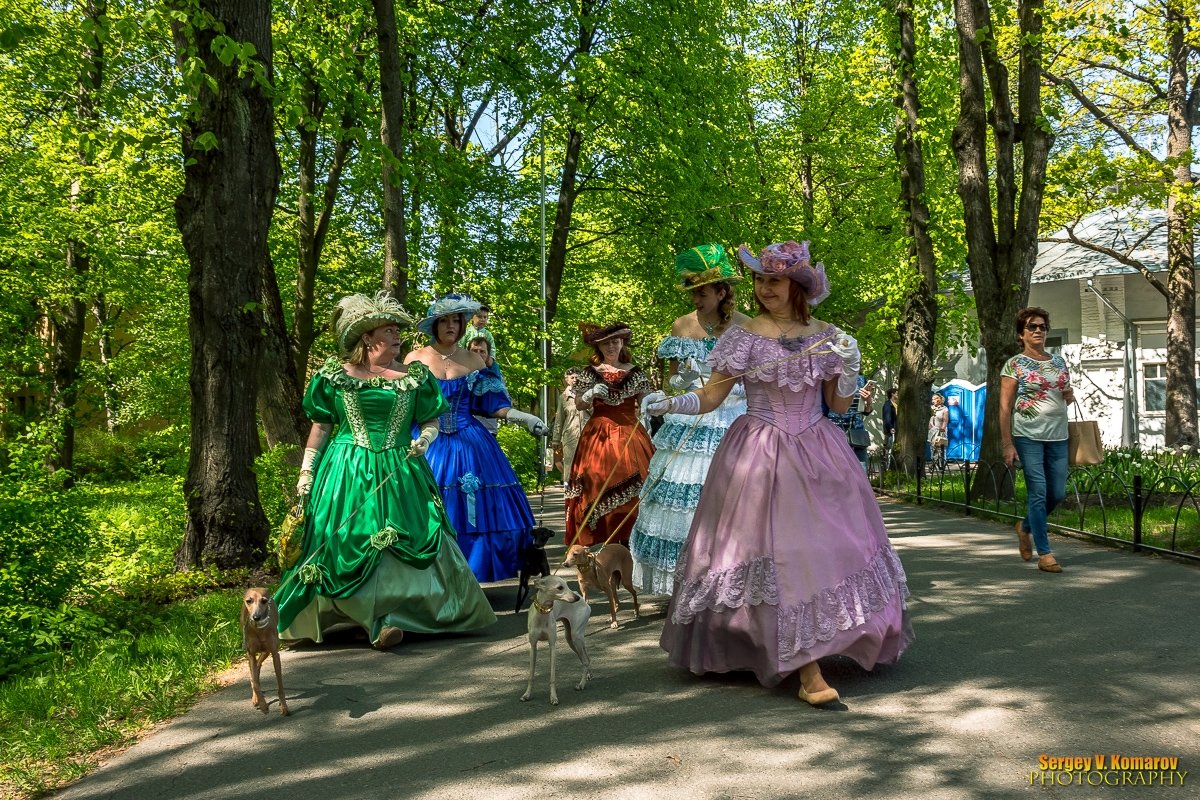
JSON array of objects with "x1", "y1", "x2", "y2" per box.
[{"x1": 644, "y1": 241, "x2": 912, "y2": 706}]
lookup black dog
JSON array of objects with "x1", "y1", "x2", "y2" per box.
[{"x1": 514, "y1": 527, "x2": 556, "y2": 612}]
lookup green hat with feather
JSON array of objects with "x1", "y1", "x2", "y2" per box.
[{"x1": 674, "y1": 243, "x2": 740, "y2": 290}]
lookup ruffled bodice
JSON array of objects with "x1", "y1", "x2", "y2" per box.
[
  {"x1": 708, "y1": 325, "x2": 845, "y2": 392},
  {"x1": 657, "y1": 335, "x2": 716, "y2": 375},
  {"x1": 434, "y1": 363, "x2": 510, "y2": 435}
]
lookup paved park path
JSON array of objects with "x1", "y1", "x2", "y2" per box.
[{"x1": 56, "y1": 490, "x2": 1200, "y2": 800}]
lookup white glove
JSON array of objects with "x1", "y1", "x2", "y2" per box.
[
  {"x1": 668, "y1": 358, "x2": 702, "y2": 390},
  {"x1": 828, "y1": 332, "x2": 862, "y2": 397},
  {"x1": 580, "y1": 383, "x2": 610, "y2": 405},
  {"x1": 408, "y1": 421, "x2": 439, "y2": 457},
  {"x1": 641, "y1": 390, "x2": 669, "y2": 417},
  {"x1": 506, "y1": 409, "x2": 549, "y2": 437},
  {"x1": 296, "y1": 446, "x2": 321, "y2": 497},
  {"x1": 642, "y1": 391, "x2": 700, "y2": 417}
]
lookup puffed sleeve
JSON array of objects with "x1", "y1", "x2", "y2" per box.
[
  {"x1": 468, "y1": 361, "x2": 513, "y2": 417},
  {"x1": 302, "y1": 371, "x2": 337, "y2": 424},
  {"x1": 410, "y1": 363, "x2": 450, "y2": 423}
]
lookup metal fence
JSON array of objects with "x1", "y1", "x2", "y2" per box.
[{"x1": 868, "y1": 453, "x2": 1200, "y2": 563}]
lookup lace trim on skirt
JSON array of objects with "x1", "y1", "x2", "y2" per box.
[
  {"x1": 589, "y1": 473, "x2": 643, "y2": 519},
  {"x1": 671, "y1": 544, "x2": 909, "y2": 661}
]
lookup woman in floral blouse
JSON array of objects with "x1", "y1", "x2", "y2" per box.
[{"x1": 1000, "y1": 306, "x2": 1074, "y2": 573}]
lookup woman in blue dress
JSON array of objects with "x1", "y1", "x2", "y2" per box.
[
  {"x1": 405, "y1": 295, "x2": 549, "y2": 582},
  {"x1": 630, "y1": 244, "x2": 750, "y2": 595}
]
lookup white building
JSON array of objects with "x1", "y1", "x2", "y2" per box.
[{"x1": 941, "y1": 206, "x2": 1198, "y2": 450}]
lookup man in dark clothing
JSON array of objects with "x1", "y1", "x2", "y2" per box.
[{"x1": 882, "y1": 388, "x2": 898, "y2": 469}]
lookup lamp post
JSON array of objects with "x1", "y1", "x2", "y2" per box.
[
  {"x1": 539, "y1": 118, "x2": 548, "y2": 480},
  {"x1": 1086, "y1": 277, "x2": 1139, "y2": 447}
]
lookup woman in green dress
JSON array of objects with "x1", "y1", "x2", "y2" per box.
[{"x1": 276, "y1": 292, "x2": 497, "y2": 649}]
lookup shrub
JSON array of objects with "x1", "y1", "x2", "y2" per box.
[
  {"x1": 73, "y1": 426, "x2": 189, "y2": 482},
  {"x1": 496, "y1": 421, "x2": 547, "y2": 492},
  {"x1": 0, "y1": 491, "x2": 90, "y2": 679}
]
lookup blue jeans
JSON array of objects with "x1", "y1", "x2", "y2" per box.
[{"x1": 1013, "y1": 436, "x2": 1068, "y2": 556}]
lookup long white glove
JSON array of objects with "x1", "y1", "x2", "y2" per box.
[
  {"x1": 580, "y1": 383, "x2": 610, "y2": 405},
  {"x1": 668, "y1": 357, "x2": 702, "y2": 391},
  {"x1": 642, "y1": 391, "x2": 700, "y2": 417},
  {"x1": 408, "y1": 420, "x2": 439, "y2": 457},
  {"x1": 828, "y1": 332, "x2": 862, "y2": 397},
  {"x1": 296, "y1": 446, "x2": 321, "y2": 497},
  {"x1": 506, "y1": 409, "x2": 549, "y2": 437}
]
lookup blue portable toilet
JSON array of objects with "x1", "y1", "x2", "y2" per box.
[{"x1": 936, "y1": 379, "x2": 986, "y2": 462}]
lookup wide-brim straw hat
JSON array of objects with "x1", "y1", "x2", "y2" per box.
[
  {"x1": 737, "y1": 241, "x2": 831, "y2": 306},
  {"x1": 333, "y1": 292, "x2": 416, "y2": 355},
  {"x1": 416, "y1": 294, "x2": 483, "y2": 336},
  {"x1": 674, "y1": 243, "x2": 741, "y2": 290}
]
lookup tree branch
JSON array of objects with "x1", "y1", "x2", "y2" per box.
[{"x1": 1040, "y1": 221, "x2": 1168, "y2": 297}]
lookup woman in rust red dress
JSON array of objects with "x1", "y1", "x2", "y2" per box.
[{"x1": 565, "y1": 322, "x2": 655, "y2": 548}]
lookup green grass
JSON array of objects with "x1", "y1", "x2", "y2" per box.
[{"x1": 0, "y1": 590, "x2": 243, "y2": 799}]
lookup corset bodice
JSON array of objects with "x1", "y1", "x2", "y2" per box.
[
  {"x1": 436, "y1": 377, "x2": 474, "y2": 434},
  {"x1": 743, "y1": 378, "x2": 826, "y2": 436}
]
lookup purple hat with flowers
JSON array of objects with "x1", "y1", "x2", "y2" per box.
[{"x1": 736, "y1": 240, "x2": 830, "y2": 306}]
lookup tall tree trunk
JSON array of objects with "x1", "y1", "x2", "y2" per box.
[
  {"x1": 1164, "y1": 0, "x2": 1198, "y2": 448},
  {"x1": 544, "y1": 1, "x2": 597, "y2": 322},
  {"x1": 49, "y1": 0, "x2": 107, "y2": 484},
  {"x1": 172, "y1": 0, "x2": 277, "y2": 569},
  {"x1": 91, "y1": 294, "x2": 119, "y2": 433},
  {"x1": 952, "y1": 0, "x2": 1052, "y2": 497},
  {"x1": 258, "y1": 252, "x2": 307, "y2": 452},
  {"x1": 545, "y1": 125, "x2": 583, "y2": 322},
  {"x1": 373, "y1": 0, "x2": 410, "y2": 303},
  {"x1": 294, "y1": 100, "x2": 354, "y2": 379},
  {"x1": 893, "y1": 0, "x2": 939, "y2": 467}
]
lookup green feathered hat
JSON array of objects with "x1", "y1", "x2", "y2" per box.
[
  {"x1": 674, "y1": 243, "x2": 740, "y2": 291},
  {"x1": 332, "y1": 292, "x2": 415, "y2": 355}
]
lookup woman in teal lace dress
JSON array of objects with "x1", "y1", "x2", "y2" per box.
[{"x1": 276, "y1": 293, "x2": 496, "y2": 649}]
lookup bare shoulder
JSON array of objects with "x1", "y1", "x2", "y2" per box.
[
  {"x1": 729, "y1": 311, "x2": 753, "y2": 328},
  {"x1": 670, "y1": 312, "x2": 697, "y2": 337},
  {"x1": 403, "y1": 347, "x2": 428, "y2": 366},
  {"x1": 741, "y1": 315, "x2": 774, "y2": 336}
]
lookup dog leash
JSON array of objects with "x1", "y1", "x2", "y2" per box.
[{"x1": 563, "y1": 414, "x2": 642, "y2": 551}]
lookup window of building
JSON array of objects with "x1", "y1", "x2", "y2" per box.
[{"x1": 1143, "y1": 363, "x2": 1200, "y2": 413}]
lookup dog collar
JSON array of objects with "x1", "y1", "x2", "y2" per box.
[{"x1": 533, "y1": 599, "x2": 554, "y2": 614}]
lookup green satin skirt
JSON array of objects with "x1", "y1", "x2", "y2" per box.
[{"x1": 279, "y1": 536, "x2": 497, "y2": 645}]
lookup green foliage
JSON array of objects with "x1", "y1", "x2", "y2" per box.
[
  {"x1": 0, "y1": 591, "x2": 243, "y2": 797},
  {"x1": 254, "y1": 442, "x2": 300, "y2": 573},
  {"x1": 496, "y1": 422, "x2": 544, "y2": 493},
  {"x1": 1075, "y1": 447, "x2": 1200, "y2": 498},
  {"x1": 72, "y1": 426, "x2": 189, "y2": 481},
  {"x1": 0, "y1": 432, "x2": 88, "y2": 678}
]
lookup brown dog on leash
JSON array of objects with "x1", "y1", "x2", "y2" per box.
[
  {"x1": 564, "y1": 543, "x2": 640, "y2": 629},
  {"x1": 241, "y1": 588, "x2": 288, "y2": 716}
]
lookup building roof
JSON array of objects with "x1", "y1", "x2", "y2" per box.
[{"x1": 1034, "y1": 206, "x2": 1168, "y2": 284}]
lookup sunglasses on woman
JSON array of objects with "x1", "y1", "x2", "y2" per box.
[{"x1": 1025, "y1": 323, "x2": 1048, "y2": 332}]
